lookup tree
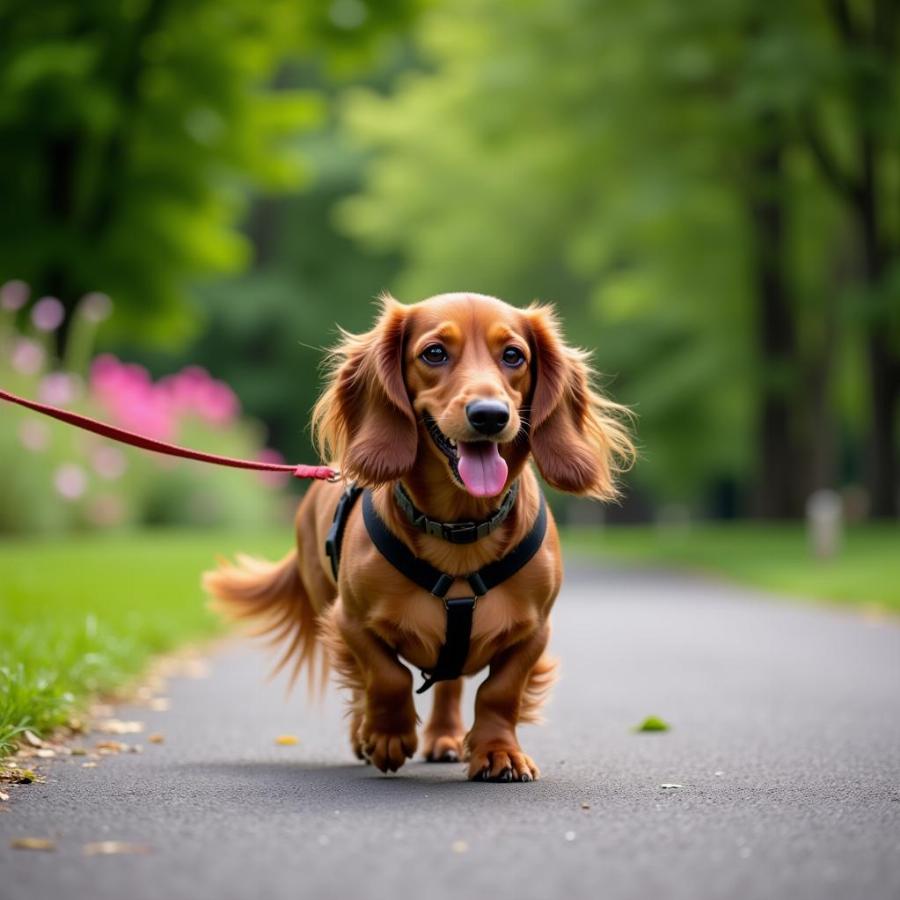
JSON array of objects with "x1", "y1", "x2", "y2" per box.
[
  {"x1": 799, "y1": 0, "x2": 900, "y2": 517},
  {"x1": 0, "y1": 0, "x2": 419, "y2": 352},
  {"x1": 338, "y1": 0, "x2": 897, "y2": 517}
]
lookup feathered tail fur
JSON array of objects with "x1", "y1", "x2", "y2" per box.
[{"x1": 202, "y1": 551, "x2": 326, "y2": 691}]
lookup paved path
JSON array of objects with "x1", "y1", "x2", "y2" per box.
[{"x1": 2, "y1": 564, "x2": 899, "y2": 900}]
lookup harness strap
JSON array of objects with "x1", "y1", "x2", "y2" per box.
[
  {"x1": 361, "y1": 488, "x2": 548, "y2": 692},
  {"x1": 324, "y1": 485, "x2": 364, "y2": 579},
  {"x1": 417, "y1": 598, "x2": 476, "y2": 694}
]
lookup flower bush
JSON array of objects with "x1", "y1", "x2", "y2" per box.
[{"x1": 0, "y1": 281, "x2": 294, "y2": 534}]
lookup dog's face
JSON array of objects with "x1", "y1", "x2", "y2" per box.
[
  {"x1": 403, "y1": 294, "x2": 532, "y2": 497},
  {"x1": 313, "y1": 292, "x2": 633, "y2": 500}
]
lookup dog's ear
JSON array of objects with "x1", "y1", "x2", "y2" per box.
[
  {"x1": 313, "y1": 295, "x2": 417, "y2": 484},
  {"x1": 525, "y1": 305, "x2": 635, "y2": 499}
]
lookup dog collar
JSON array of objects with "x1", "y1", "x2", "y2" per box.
[{"x1": 392, "y1": 480, "x2": 519, "y2": 544}]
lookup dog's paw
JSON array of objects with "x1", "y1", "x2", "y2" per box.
[
  {"x1": 362, "y1": 729, "x2": 417, "y2": 773},
  {"x1": 350, "y1": 728, "x2": 367, "y2": 762},
  {"x1": 349, "y1": 712, "x2": 367, "y2": 761},
  {"x1": 421, "y1": 730, "x2": 467, "y2": 763},
  {"x1": 467, "y1": 746, "x2": 539, "y2": 783}
]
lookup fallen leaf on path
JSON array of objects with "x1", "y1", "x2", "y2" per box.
[
  {"x1": 11, "y1": 837, "x2": 56, "y2": 851},
  {"x1": 148, "y1": 733, "x2": 165, "y2": 744},
  {"x1": 35, "y1": 749, "x2": 56, "y2": 759},
  {"x1": 660, "y1": 783, "x2": 683, "y2": 789},
  {"x1": 634, "y1": 716, "x2": 670, "y2": 733},
  {"x1": 275, "y1": 735, "x2": 299, "y2": 746},
  {"x1": 70, "y1": 747, "x2": 87, "y2": 757},
  {"x1": 95, "y1": 741, "x2": 128, "y2": 754},
  {"x1": 580, "y1": 801, "x2": 591, "y2": 810},
  {"x1": 96, "y1": 720, "x2": 144, "y2": 735},
  {"x1": 84, "y1": 841, "x2": 152, "y2": 856},
  {"x1": 82, "y1": 762, "x2": 98, "y2": 769}
]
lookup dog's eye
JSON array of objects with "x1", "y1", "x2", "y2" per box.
[
  {"x1": 501, "y1": 346, "x2": 526, "y2": 368},
  {"x1": 421, "y1": 344, "x2": 449, "y2": 366}
]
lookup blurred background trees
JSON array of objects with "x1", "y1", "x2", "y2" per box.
[{"x1": 0, "y1": 0, "x2": 897, "y2": 529}]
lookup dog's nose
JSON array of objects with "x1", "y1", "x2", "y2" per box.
[{"x1": 465, "y1": 399, "x2": 510, "y2": 436}]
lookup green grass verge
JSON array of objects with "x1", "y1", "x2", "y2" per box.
[
  {"x1": 0, "y1": 528, "x2": 289, "y2": 758},
  {"x1": 563, "y1": 522, "x2": 900, "y2": 613}
]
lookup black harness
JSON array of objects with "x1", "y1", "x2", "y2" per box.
[{"x1": 324, "y1": 483, "x2": 548, "y2": 693}]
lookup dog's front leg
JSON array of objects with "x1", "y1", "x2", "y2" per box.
[
  {"x1": 338, "y1": 614, "x2": 418, "y2": 773},
  {"x1": 466, "y1": 624, "x2": 549, "y2": 782}
]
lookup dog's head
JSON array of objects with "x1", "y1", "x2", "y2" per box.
[{"x1": 313, "y1": 293, "x2": 634, "y2": 499}]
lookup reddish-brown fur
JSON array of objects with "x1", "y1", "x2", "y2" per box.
[{"x1": 204, "y1": 292, "x2": 633, "y2": 781}]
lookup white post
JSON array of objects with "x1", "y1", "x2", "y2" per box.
[{"x1": 805, "y1": 489, "x2": 843, "y2": 560}]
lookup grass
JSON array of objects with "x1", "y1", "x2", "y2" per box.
[
  {"x1": 0, "y1": 528, "x2": 288, "y2": 759},
  {"x1": 2, "y1": 521, "x2": 897, "y2": 760},
  {"x1": 563, "y1": 522, "x2": 900, "y2": 613}
]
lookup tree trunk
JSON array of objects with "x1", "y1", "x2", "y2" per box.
[
  {"x1": 43, "y1": 135, "x2": 81, "y2": 358},
  {"x1": 806, "y1": 287, "x2": 839, "y2": 494},
  {"x1": 858, "y1": 138, "x2": 899, "y2": 517},
  {"x1": 747, "y1": 120, "x2": 804, "y2": 518}
]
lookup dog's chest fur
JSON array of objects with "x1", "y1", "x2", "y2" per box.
[{"x1": 366, "y1": 570, "x2": 550, "y2": 675}]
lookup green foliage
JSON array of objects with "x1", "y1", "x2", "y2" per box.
[
  {"x1": 0, "y1": 528, "x2": 286, "y2": 756},
  {"x1": 116, "y1": 90, "x2": 404, "y2": 464},
  {"x1": 338, "y1": 0, "x2": 898, "y2": 510},
  {"x1": 0, "y1": 0, "x2": 420, "y2": 340}
]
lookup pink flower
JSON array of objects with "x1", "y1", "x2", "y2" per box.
[
  {"x1": 39, "y1": 372, "x2": 80, "y2": 406},
  {"x1": 90, "y1": 353, "x2": 122, "y2": 382},
  {"x1": 54, "y1": 463, "x2": 88, "y2": 500},
  {"x1": 31, "y1": 296, "x2": 65, "y2": 332},
  {"x1": 197, "y1": 380, "x2": 239, "y2": 424},
  {"x1": 79, "y1": 292, "x2": 113, "y2": 323},
  {"x1": 92, "y1": 444, "x2": 127, "y2": 480},
  {"x1": 18, "y1": 420, "x2": 50, "y2": 452},
  {"x1": 10, "y1": 338, "x2": 45, "y2": 375},
  {"x1": 90, "y1": 355, "x2": 175, "y2": 441},
  {"x1": 1, "y1": 280, "x2": 29, "y2": 311},
  {"x1": 157, "y1": 367, "x2": 240, "y2": 425}
]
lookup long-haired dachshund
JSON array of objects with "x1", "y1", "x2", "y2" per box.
[{"x1": 204, "y1": 292, "x2": 633, "y2": 781}]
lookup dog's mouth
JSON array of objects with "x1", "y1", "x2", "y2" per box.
[{"x1": 423, "y1": 415, "x2": 509, "y2": 498}]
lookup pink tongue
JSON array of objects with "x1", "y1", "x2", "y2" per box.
[{"x1": 457, "y1": 442, "x2": 508, "y2": 497}]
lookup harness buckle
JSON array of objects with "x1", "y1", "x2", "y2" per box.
[
  {"x1": 440, "y1": 521, "x2": 480, "y2": 544},
  {"x1": 443, "y1": 595, "x2": 478, "y2": 611}
]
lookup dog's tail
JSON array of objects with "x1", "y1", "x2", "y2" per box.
[{"x1": 202, "y1": 550, "x2": 325, "y2": 691}]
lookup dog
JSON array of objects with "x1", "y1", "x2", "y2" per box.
[{"x1": 204, "y1": 292, "x2": 633, "y2": 781}]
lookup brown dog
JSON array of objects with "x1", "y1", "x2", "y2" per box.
[{"x1": 204, "y1": 292, "x2": 633, "y2": 781}]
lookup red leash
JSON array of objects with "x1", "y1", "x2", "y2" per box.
[{"x1": 0, "y1": 386, "x2": 338, "y2": 482}]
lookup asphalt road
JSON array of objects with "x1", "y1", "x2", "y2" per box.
[{"x1": 2, "y1": 563, "x2": 899, "y2": 900}]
